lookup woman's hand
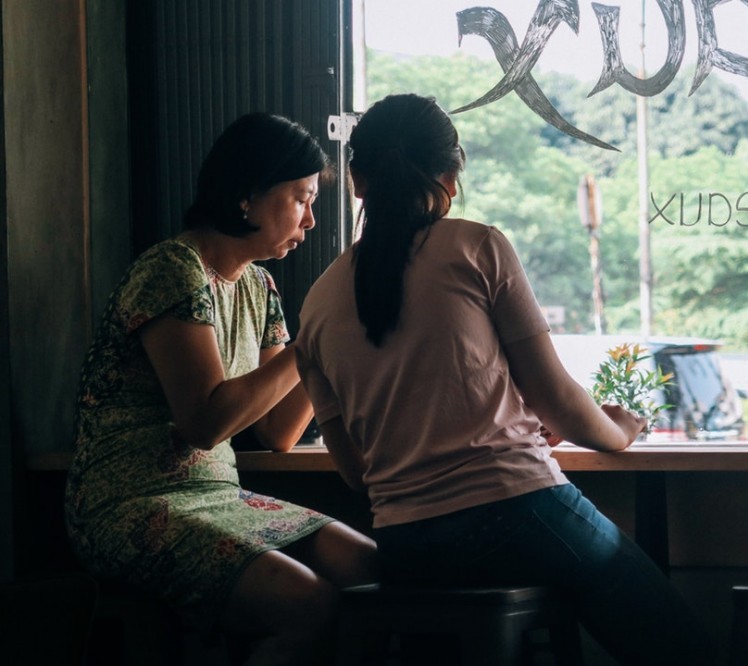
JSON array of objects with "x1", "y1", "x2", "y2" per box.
[
  {"x1": 140, "y1": 316, "x2": 309, "y2": 450},
  {"x1": 505, "y1": 332, "x2": 647, "y2": 452},
  {"x1": 539, "y1": 425, "x2": 563, "y2": 447},
  {"x1": 600, "y1": 404, "x2": 647, "y2": 447},
  {"x1": 540, "y1": 407, "x2": 645, "y2": 450},
  {"x1": 251, "y1": 344, "x2": 314, "y2": 452}
]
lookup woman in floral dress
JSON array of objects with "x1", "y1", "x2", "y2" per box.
[{"x1": 65, "y1": 112, "x2": 377, "y2": 665}]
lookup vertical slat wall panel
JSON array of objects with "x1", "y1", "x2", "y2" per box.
[
  {"x1": 87, "y1": 0, "x2": 131, "y2": 327},
  {"x1": 128, "y1": 0, "x2": 343, "y2": 335}
]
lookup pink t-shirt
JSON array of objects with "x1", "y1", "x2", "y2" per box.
[{"x1": 296, "y1": 218, "x2": 568, "y2": 528}]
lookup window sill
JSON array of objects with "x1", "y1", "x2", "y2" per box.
[{"x1": 25, "y1": 441, "x2": 748, "y2": 473}]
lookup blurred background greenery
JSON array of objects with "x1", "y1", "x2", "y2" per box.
[{"x1": 365, "y1": 50, "x2": 748, "y2": 351}]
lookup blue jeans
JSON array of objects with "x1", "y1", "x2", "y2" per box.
[{"x1": 374, "y1": 483, "x2": 715, "y2": 665}]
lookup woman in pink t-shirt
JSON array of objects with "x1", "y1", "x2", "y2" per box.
[{"x1": 296, "y1": 93, "x2": 714, "y2": 665}]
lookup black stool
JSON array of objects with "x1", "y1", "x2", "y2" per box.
[
  {"x1": 0, "y1": 572, "x2": 99, "y2": 665},
  {"x1": 90, "y1": 580, "x2": 232, "y2": 666},
  {"x1": 335, "y1": 583, "x2": 584, "y2": 666}
]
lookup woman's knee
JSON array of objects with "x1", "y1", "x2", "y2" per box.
[
  {"x1": 222, "y1": 550, "x2": 338, "y2": 638},
  {"x1": 283, "y1": 521, "x2": 378, "y2": 587}
]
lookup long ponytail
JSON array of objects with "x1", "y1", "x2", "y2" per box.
[{"x1": 350, "y1": 95, "x2": 464, "y2": 346}]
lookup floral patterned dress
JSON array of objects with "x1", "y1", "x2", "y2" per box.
[{"x1": 65, "y1": 239, "x2": 332, "y2": 630}]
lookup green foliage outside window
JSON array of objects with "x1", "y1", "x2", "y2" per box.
[{"x1": 365, "y1": 50, "x2": 748, "y2": 351}]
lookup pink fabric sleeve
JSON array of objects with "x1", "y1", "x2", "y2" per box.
[
  {"x1": 295, "y1": 339, "x2": 342, "y2": 426},
  {"x1": 479, "y1": 228, "x2": 550, "y2": 344}
]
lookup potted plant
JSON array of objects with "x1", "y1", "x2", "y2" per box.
[{"x1": 589, "y1": 343, "x2": 674, "y2": 435}]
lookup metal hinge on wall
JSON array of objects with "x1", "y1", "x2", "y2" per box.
[{"x1": 327, "y1": 113, "x2": 360, "y2": 143}]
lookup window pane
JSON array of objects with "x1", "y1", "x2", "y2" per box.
[{"x1": 355, "y1": 0, "x2": 748, "y2": 439}]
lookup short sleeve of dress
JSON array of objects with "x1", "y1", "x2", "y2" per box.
[
  {"x1": 256, "y1": 266, "x2": 291, "y2": 348},
  {"x1": 118, "y1": 241, "x2": 215, "y2": 334},
  {"x1": 478, "y1": 228, "x2": 549, "y2": 344}
]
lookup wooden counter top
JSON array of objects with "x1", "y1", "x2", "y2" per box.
[
  {"x1": 26, "y1": 441, "x2": 748, "y2": 473},
  {"x1": 551, "y1": 442, "x2": 748, "y2": 472}
]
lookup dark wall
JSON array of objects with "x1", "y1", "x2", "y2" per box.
[
  {"x1": 0, "y1": 0, "x2": 11, "y2": 580},
  {"x1": 3, "y1": 0, "x2": 346, "y2": 465},
  {"x1": 126, "y1": 0, "x2": 344, "y2": 336},
  {"x1": 4, "y1": 0, "x2": 89, "y2": 457},
  {"x1": 87, "y1": 0, "x2": 132, "y2": 324}
]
